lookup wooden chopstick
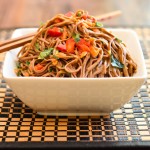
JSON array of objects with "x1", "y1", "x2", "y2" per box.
[
  {"x1": 0, "y1": 32, "x2": 35, "y2": 47},
  {"x1": 0, "y1": 32, "x2": 35, "y2": 53},
  {"x1": 96, "y1": 10, "x2": 122, "y2": 21},
  {"x1": 0, "y1": 10, "x2": 121, "y2": 54},
  {"x1": 0, "y1": 36, "x2": 34, "y2": 53}
]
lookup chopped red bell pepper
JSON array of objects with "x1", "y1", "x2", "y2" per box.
[
  {"x1": 47, "y1": 27, "x2": 63, "y2": 37},
  {"x1": 76, "y1": 38, "x2": 91, "y2": 52},
  {"x1": 77, "y1": 44, "x2": 90, "y2": 52},
  {"x1": 54, "y1": 18, "x2": 62, "y2": 23},
  {"x1": 76, "y1": 38, "x2": 90, "y2": 47},
  {"x1": 65, "y1": 11, "x2": 73, "y2": 17},
  {"x1": 82, "y1": 15, "x2": 87, "y2": 20},
  {"x1": 91, "y1": 17, "x2": 96, "y2": 23},
  {"x1": 56, "y1": 44, "x2": 66, "y2": 52},
  {"x1": 66, "y1": 38, "x2": 75, "y2": 53},
  {"x1": 34, "y1": 64, "x2": 44, "y2": 70},
  {"x1": 89, "y1": 45, "x2": 99, "y2": 58}
]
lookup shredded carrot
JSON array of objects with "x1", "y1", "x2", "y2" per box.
[
  {"x1": 90, "y1": 46, "x2": 99, "y2": 58},
  {"x1": 93, "y1": 28, "x2": 100, "y2": 32},
  {"x1": 34, "y1": 64, "x2": 44, "y2": 70},
  {"x1": 22, "y1": 71, "x2": 29, "y2": 76},
  {"x1": 51, "y1": 59, "x2": 58, "y2": 66},
  {"x1": 61, "y1": 26, "x2": 68, "y2": 40}
]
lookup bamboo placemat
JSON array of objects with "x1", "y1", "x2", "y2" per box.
[{"x1": 0, "y1": 28, "x2": 150, "y2": 143}]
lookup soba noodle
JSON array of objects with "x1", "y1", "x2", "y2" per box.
[{"x1": 15, "y1": 10, "x2": 137, "y2": 77}]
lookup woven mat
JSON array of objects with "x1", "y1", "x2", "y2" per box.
[{"x1": 0, "y1": 28, "x2": 150, "y2": 142}]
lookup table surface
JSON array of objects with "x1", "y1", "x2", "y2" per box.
[
  {"x1": 0, "y1": 0, "x2": 150, "y2": 29},
  {"x1": 0, "y1": 27, "x2": 150, "y2": 149}
]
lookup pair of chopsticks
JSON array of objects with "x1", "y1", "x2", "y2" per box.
[
  {"x1": 0, "y1": 32, "x2": 36, "y2": 53},
  {"x1": 0, "y1": 10, "x2": 121, "y2": 54}
]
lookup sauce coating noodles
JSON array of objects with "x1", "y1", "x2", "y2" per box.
[{"x1": 15, "y1": 10, "x2": 137, "y2": 77}]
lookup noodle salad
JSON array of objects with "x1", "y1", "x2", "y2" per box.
[{"x1": 15, "y1": 10, "x2": 137, "y2": 77}]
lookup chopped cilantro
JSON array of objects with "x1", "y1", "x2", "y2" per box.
[
  {"x1": 17, "y1": 70, "x2": 21, "y2": 76},
  {"x1": 26, "y1": 61, "x2": 30, "y2": 66},
  {"x1": 35, "y1": 42, "x2": 40, "y2": 50},
  {"x1": 95, "y1": 22, "x2": 103, "y2": 27},
  {"x1": 72, "y1": 33, "x2": 80, "y2": 42},
  {"x1": 77, "y1": 11, "x2": 82, "y2": 17},
  {"x1": 49, "y1": 68, "x2": 53, "y2": 72},
  {"x1": 16, "y1": 62, "x2": 21, "y2": 68},
  {"x1": 53, "y1": 55, "x2": 59, "y2": 60},
  {"x1": 115, "y1": 38, "x2": 122, "y2": 43},
  {"x1": 38, "y1": 48, "x2": 54, "y2": 59}
]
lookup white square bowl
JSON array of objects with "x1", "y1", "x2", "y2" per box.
[{"x1": 2, "y1": 28, "x2": 147, "y2": 116}]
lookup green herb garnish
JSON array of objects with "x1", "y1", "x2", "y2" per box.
[
  {"x1": 95, "y1": 22, "x2": 103, "y2": 27},
  {"x1": 72, "y1": 33, "x2": 80, "y2": 42},
  {"x1": 49, "y1": 68, "x2": 53, "y2": 72},
  {"x1": 77, "y1": 11, "x2": 82, "y2": 17},
  {"x1": 111, "y1": 55, "x2": 124, "y2": 69},
  {"x1": 53, "y1": 55, "x2": 59, "y2": 60},
  {"x1": 115, "y1": 38, "x2": 122, "y2": 43},
  {"x1": 52, "y1": 49, "x2": 59, "y2": 59},
  {"x1": 26, "y1": 61, "x2": 30, "y2": 66},
  {"x1": 35, "y1": 42, "x2": 40, "y2": 50},
  {"x1": 38, "y1": 48, "x2": 54, "y2": 59},
  {"x1": 17, "y1": 70, "x2": 21, "y2": 76},
  {"x1": 16, "y1": 62, "x2": 21, "y2": 68}
]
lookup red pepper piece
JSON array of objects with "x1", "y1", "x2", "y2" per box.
[
  {"x1": 76, "y1": 38, "x2": 91, "y2": 52},
  {"x1": 82, "y1": 15, "x2": 87, "y2": 20},
  {"x1": 77, "y1": 44, "x2": 90, "y2": 52},
  {"x1": 54, "y1": 18, "x2": 62, "y2": 23},
  {"x1": 66, "y1": 38, "x2": 75, "y2": 53},
  {"x1": 56, "y1": 44, "x2": 66, "y2": 52},
  {"x1": 47, "y1": 27, "x2": 63, "y2": 37},
  {"x1": 76, "y1": 38, "x2": 90, "y2": 47}
]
